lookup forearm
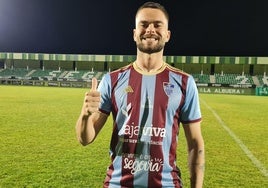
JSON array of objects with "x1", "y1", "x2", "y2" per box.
[
  {"x1": 76, "y1": 114, "x2": 96, "y2": 146},
  {"x1": 188, "y1": 144, "x2": 205, "y2": 188},
  {"x1": 76, "y1": 111, "x2": 107, "y2": 146}
]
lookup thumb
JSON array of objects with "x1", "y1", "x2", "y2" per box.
[{"x1": 91, "y1": 77, "x2": 98, "y2": 91}]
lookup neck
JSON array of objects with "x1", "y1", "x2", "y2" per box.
[{"x1": 136, "y1": 51, "x2": 164, "y2": 72}]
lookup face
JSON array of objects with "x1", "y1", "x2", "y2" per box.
[{"x1": 133, "y1": 8, "x2": 171, "y2": 54}]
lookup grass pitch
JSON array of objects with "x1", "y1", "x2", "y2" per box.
[{"x1": 0, "y1": 85, "x2": 267, "y2": 187}]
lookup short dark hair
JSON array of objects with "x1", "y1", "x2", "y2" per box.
[{"x1": 136, "y1": 2, "x2": 169, "y2": 22}]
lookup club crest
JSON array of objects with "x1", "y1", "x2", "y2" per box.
[{"x1": 163, "y1": 82, "x2": 174, "y2": 96}]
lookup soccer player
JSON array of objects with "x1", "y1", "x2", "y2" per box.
[{"x1": 76, "y1": 2, "x2": 205, "y2": 187}]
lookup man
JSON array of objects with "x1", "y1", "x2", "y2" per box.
[{"x1": 76, "y1": 2, "x2": 205, "y2": 187}]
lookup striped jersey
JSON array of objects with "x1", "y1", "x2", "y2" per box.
[{"x1": 98, "y1": 62, "x2": 202, "y2": 188}]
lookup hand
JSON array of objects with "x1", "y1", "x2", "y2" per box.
[{"x1": 82, "y1": 77, "x2": 101, "y2": 116}]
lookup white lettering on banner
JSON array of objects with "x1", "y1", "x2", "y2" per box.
[
  {"x1": 214, "y1": 88, "x2": 244, "y2": 94},
  {"x1": 198, "y1": 87, "x2": 245, "y2": 94},
  {"x1": 123, "y1": 157, "x2": 163, "y2": 175},
  {"x1": 199, "y1": 88, "x2": 211, "y2": 93},
  {"x1": 123, "y1": 124, "x2": 166, "y2": 138}
]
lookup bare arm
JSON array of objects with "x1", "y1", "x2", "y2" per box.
[
  {"x1": 183, "y1": 121, "x2": 205, "y2": 188},
  {"x1": 76, "y1": 111, "x2": 108, "y2": 146},
  {"x1": 75, "y1": 77, "x2": 108, "y2": 146}
]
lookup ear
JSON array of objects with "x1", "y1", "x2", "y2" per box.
[
  {"x1": 133, "y1": 29, "x2": 137, "y2": 42},
  {"x1": 165, "y1": 30, "x2": 171, "y2": 42}
]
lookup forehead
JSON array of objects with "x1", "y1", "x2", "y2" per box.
[{"x1": 135, "y1": 8, "x2": 168, "y2": 25}]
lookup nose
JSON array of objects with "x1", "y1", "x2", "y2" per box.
[{"x1": 146, "y1": 23, "x2": 156, "y2": 33}]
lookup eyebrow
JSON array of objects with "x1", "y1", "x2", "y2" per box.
[{"x1": 139, "y1": 20, "x2": 164, "y2": 25}]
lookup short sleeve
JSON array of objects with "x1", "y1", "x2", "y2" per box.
[
  {"x1": 98, "y1": 73, "x2": 112, "y2": 115},
  {"x1": 180, "y1": 75, "x2": 202, "y2": 124}
]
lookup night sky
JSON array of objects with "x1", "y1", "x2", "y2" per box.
[{"x1": 0, "y1": 0, "x2": 267, "y2": 56}]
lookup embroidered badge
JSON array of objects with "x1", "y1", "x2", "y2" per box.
[
  {"x1": 124, "y1": 85, "x2": 134, "y2": 93},
  {"x1": 163, "y1": 82, "x2": 174, "y2": 96}
]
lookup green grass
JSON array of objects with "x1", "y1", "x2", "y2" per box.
[{"x1": 0, "y1": 85, "x2": 267, "y2": 187}]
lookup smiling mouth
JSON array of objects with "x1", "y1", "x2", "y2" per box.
[
  {"x1": 141, "y1": 35, "x2": 159, "y2": 41},
  {"x1": 142, "y1": 38, "x2": 157, "y2": 42},
  {"x1": 141, "y1": 35, "x2": 158, "y2": 41}
]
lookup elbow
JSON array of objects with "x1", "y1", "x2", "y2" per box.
[
  {"x1": 78, "y1": 136, "x2": 94, "y2": 146},
  {"x1": 79, "y1": 140, "x2": 89, "y2": 146},
  {"x1": 76, "y1": 127, "x2": 94, "y2": 146},
  {"x1": 188, "y1": 138, "x2": 205, "y2": 154}
]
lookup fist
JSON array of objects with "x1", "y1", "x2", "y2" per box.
[{"x1": 82, "y1": 77, "x2": 101, "y2": 116}]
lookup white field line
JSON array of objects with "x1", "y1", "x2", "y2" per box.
[{"x1": 200, "y1": 98, "x2": 268, "y2": 178}]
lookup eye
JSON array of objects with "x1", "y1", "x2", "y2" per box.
[
  {"x1": 138, "y1": 21, "x2": 164, "y2": 29},
  {"x1": 154, "y1": 22, "x2": 163, "y2": 28},
  {"x1": 140, "y1": 22, "x2": 149, "y2": 28}
]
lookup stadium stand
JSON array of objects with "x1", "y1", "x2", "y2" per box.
[
  {"x1": 0, "y1": 68, "x2": 30, "y2": 78},
  {"x1": 257, "y1": 75, "x2": 268, "y2": 86},
  {"x1": 0, "y1": 54, "x2": 267, "y2": 92},
  {"x1": 0, "y1": 67, "x2": 262, "y2": 86},
  {"x1": 214, "y1": 73, "x2": 254, "y2": 85},
  {"x1": 0, "y1": 68, "x2": 104, "y2": 82},
  {"x1": 192, "y1": 74, "x2": 210, "y2": 83}
]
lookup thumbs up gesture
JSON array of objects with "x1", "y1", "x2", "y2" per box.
[{"x1": 82, "y1": 77, "x2": 101, "y2": 116}]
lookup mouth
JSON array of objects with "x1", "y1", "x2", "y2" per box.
[{"x1": 141, "y1": 35, "x2": 159, "y2": 41}]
